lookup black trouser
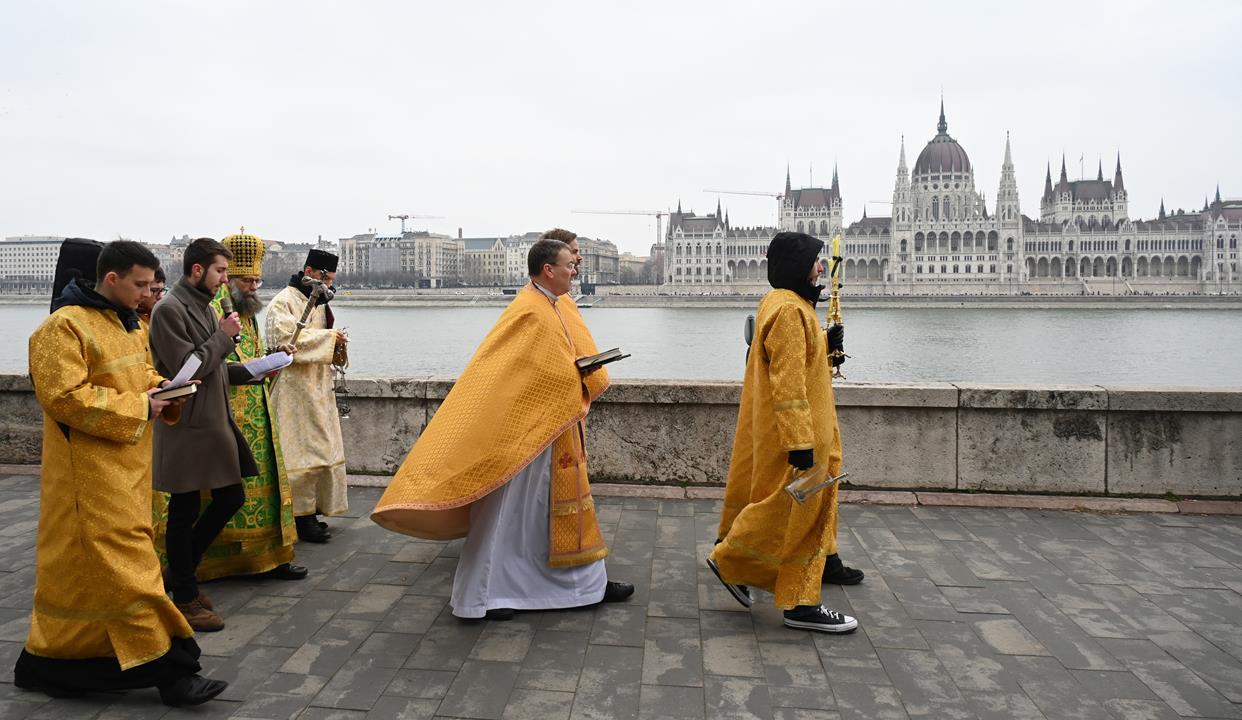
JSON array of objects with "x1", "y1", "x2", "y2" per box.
[{"x1": 165, "y1": 484, "x2": 245, "y2": 603}]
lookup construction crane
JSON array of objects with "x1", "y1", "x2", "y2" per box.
[
  {"x1": 572, "y1": 210, "x2": 667, "y2": 247},
  {"x1": 704, "y1": 189, "x2": 783, "y2": 198},
  {"x1": 388, "y1": 214, "x2": 444, "y2": 233}
]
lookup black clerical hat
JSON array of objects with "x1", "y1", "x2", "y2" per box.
[
  {"x1": 305, "y1": 248, "x2": 339, "y2": 272},
  {"x1": 50, "y1": 238, "x2": 104, "y2": 313}
]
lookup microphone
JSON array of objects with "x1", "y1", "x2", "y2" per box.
[{"x1": 218, "y1": 295, "x2": 241, "y2": 344}]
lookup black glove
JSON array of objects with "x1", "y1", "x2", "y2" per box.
[
  {"x1": 788, "y1": 449, "x2": 814, "y2": 470},
  {"x1": 826, "y1": 324, "x2": 844, "y2": 353}
]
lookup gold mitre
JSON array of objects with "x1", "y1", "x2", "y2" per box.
[{"x1": 221, "y1": 228, "x2": 266, "y2": 276}]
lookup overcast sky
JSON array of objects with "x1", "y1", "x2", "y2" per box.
[{"x1": 2, "y1": 1, "x2": 1239, "y2": 256}]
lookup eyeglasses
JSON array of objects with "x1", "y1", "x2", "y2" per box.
[
  {"x1": 151, "y1": 287, "x2": 167, "y2": 297},
  {"x1": 235, "y1": 277, "x2": 263, "y2": 288}
]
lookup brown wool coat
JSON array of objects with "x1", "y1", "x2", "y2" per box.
[{"x1": 149, "y1": 279, "x2": 258, "y2": 493}]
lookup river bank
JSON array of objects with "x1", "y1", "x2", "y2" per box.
[{"x1": 5, "y1": 290, "x2": 1240, "y2": 310}]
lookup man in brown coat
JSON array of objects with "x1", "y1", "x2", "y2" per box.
[{"x1": 150, "y1": 238, "x2": 258, "y2": 632}]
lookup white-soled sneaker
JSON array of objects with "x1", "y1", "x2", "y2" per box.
[
  {"x1": 782, "y1": 604, "x2": 858, "y2": 633},
  {"x1": 706, "y1": 557, "x2": 753, "y2": 608}
]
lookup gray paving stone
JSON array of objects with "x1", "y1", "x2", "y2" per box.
[
  {"x1": 376, "y1": 595, "x2": 447, "y2": 635},
  {"x1": 384, "y1": 667, "x2": 457, "y2": 699},
  {"x1": 831, "y1": 682, "x2": 911, "y2": 720},
  {"x1": 959, "y1": 691, "x2": 1047, "y2": 720},
  {"x1": 642, "y1": 617, "x2": 703, "y2": 687},
  {"x1": 313, "y1": 656, "x2": 401, "y2": 711},
  {"x1": 638, "y1": 684, "x2": 705, "y2": 720},
  {"x1": 1100, "y1": 637, "x2": 1242, "y2": 718},
  {"x1": 1102, "y1": 698, "x2": 1182, "y2": 720},
  {"x1": 589, "y1": 603, "x2": 646, "y2": 647},
  {"x1": 363, "y1": 696, "x2": 439, "y2": 720},
  {"x1": 704, "y1": 676, "x2": 773, "y2": 719},
  {"x1": 436, "y1": 659, "x2": 520, "y2": 719},
  {"x1": 700, "y1": 610, "x2": 763, "y2": 678},
  {"x1": 501, "y1": 688, "x2": 574, "y2": 720},
  {"x1": 572, "y1": 644, "x2": 643, "y2": 720}
]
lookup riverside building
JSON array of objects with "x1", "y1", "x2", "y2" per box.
[{"x1": 666, "y1": 103, "x2": 1241, "y2": 294}]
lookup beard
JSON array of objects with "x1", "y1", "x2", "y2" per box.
[{"x1": 230, "y1": 286, "x2": 263, "y2": 317}]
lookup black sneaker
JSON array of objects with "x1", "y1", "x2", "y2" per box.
[
  {"x1": 706, "y1": 557, "x2": 753, "y2": 608},
  {"x1": 822, "y1": 554, "x2": 865, "y2": 585},
  {"x1": 782, "y1": 605, "x2": 858, "y2": 633}
]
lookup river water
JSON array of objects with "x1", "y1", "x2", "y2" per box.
[{"x1": 3, "y1": 304, "x2": 1240, "y2": 386}]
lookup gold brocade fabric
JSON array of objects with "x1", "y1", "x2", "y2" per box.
[
  {"x1": 709, "y1": 289, "x2": 843, "y2": 609},
  {"x1": 264, "y1": 286, "x2": 348, "y2": 516},
  {"x1": 25, "y1": 306, "x2": 194, "y2": 669},
  {"x1": 372, "y1": 284, "x2": 609, "y2": 568}
]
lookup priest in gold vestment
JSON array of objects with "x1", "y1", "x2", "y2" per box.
[
  {"x1": 707, "y1": 232, "x2": 860, "y2": 633},
  {"x1": 372, "y1": 232, "x2": 634, "y2": 620},
  {"x1": 15, "y1": 241, "x2": 226, "y2": 706},
  {"x1": 265, "y1": 249, "x2": 348, "y2": 543}
]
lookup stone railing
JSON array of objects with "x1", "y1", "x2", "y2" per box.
[{"x1": 2, "y1": 374, "x2": 1239, "y2": 497}]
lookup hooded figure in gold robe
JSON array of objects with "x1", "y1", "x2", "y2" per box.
[
  {"x1": 15, "y1": 240, "x2": 226, "y2": 706},
  {"x1": 372, "y1": 233, "x2": 634, "y2": 620},
  {"x1": 707, "y1": 231, "x2": 860, "y2": 634}
]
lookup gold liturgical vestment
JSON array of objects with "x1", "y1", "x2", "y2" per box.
[
  {"x1": 709, "y1": 289, "x2": 843, "y2": 609},
  {"x1": 26, "y1": 306, "x2": 194, "y2": 669},
  {"x1": 265, "y1": 285, "x2": 348, "y2": 516},
  {"x1": 372, "y1": 283, "x2": 610, "y2": 568}
]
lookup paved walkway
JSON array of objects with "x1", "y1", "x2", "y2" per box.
[{"x1": 1, "y1": 468, "x2": 1241, "y2": 719}]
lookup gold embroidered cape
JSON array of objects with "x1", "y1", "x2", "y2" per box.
[
  {"x1": 372, "y1": 283, "x2": 609, "y2": 568},
  {"x1": 709, "y1": 289, "x2": 844, "y2": 609},
  {"x1": 26, "y1": 306, "x2": 194, "y2": 669}
]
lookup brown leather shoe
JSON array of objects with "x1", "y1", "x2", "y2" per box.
[
  {"x1": 162, "y1": 568, "x2": 213, "y2": 610},
  {"x1": 175, "y1": 599, "x2": 224, "y2": 632}
]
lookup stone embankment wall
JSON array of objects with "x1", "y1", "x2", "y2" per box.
[{"x1": 1, "y1": 374, "x2": 1238, "y2": 497}]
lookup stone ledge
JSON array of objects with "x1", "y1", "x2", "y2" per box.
[
  {"x1": 955, "y1": 384, "x2": 1108, "y2": 411},
  {"x1": 840, "y1": 489, "x2": 918, "y2": 505},
  {"x1": 591, "y1": 483, "x2": 685, "y2": 499},
  {"x1": 834, "y1": 382, "x2": 958, "y2": 408},
  {"x1": 1105, "y1": 387, "x2": 1242, "y2": 412},
  {"x1": 1176, "y1": 499, "x2": 1242, "y2": 515},
  {"x1": 915, "y1": 491, "x2": 1179, "y2": 514}
]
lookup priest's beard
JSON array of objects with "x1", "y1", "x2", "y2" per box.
[{"x1": 230, "y1": 287, "x2": 263, "y2": 317}]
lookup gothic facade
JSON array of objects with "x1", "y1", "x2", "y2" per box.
[{"x1": 665, "y1": 103, "x2": 1241, "y2": 293}]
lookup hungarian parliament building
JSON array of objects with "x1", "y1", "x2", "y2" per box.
[{"x1": 664, "y1": 104, "x2": 1240, "y2": 294}]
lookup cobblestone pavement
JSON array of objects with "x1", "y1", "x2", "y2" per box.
[{"x1": 1, "y1": 469, "x2": 1241, "y2": 719}]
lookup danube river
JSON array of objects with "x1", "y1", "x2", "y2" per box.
[{"x1": 4, "y1": 303, "x2": 1240, "y2": 386}]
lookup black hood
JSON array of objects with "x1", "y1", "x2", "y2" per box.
[
  {"x1": 766, "y1": 232, "x2": 825, "y2": 305},
  {"x1": 53, "y1": 278, "x2": 141, "y2": 332}
]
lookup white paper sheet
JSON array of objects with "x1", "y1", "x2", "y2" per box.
[
  {"x1": 242, "y1": 351, "x2": 293, "y2": 378},
  {"x1": 166, "y1": 354, "x2": 202, "y2": 388}
]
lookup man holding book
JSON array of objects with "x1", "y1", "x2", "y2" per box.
[
  {"x1": 707, "y1": 231, "x2": 862, "y2": 633},
  {"x1": 372, "y1": 232, "x2": 634, "y2": 620},
  {"x1": 151, "y1": 232, "x2": 306, "y2": 585},
  {"x1": 149, "y1": 238, "x2": 258, "y2": 632},
  {"x1": 16, "y1": 240, "x2": 226, "y2": 706}
]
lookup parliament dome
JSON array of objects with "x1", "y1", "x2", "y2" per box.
[{"x1": 913, "y1": 103, "x2": 971, "y2": 176}]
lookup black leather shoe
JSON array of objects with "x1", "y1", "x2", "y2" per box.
[
  {"x1": 484, "y1": 608, "x2": 515, "y2": 621},
  {"x1": 602, "y1": 580, "x2": 635, "y2": 603},
  {"x1": 822, "y1": 554, "x2": 865, "y2": 585},
  {"x1": 261, "y1": 563, "x2": 309, "y2": 581},
  {"x1": 296, "y1": 515, "x2": 331, "y2": 543},
  {"x1": 158, "y1": 675, "x2": 228, "y2": 707}
]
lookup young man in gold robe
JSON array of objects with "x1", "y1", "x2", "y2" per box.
[
  {"x1": 372, "y1": 234, "x2": 634, "y2": 620},
  {"x1": 16, "y1": 240, "x2": 226, "y2": 706},
  {"x1": 265, "y1": 249, "x2": 348, "y2": 543},
  {"x1": 707, "y1": 231, "x2": 861, "y2": 633}
]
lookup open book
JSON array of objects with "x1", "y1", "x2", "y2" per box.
[
  {"x1": 576, "y1": 347, "x2": 630, "y2": 373},
  {"x1": 151, "y1": 355, "x2": 201, "y2": 400},
  {"x1": 242, "y1": 350, "x2": 293, "y2": 379}
]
